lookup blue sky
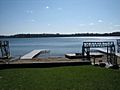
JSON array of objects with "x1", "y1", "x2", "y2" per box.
[{"x1": 0, "y1": 0, "x2": 120, "y2": 35}]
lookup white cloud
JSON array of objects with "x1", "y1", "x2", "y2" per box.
[
  {"x1": 26, "y1": 10, "x2": 33, "y2": 14},
  {"x1": 46, "y1": 6, "x2": 50, "y2": 9},
  {"x1": 58, "y1": 8, "x2": 62, "y2": 10},
  {"x1": 31, "y1": 19, "x2": 35, "y2": 22},
  {"x1": 89, "y1": 23, "x2": 95, "y2": 25},
  {"x1": 98, "y1": 20, "x2": 103, "y2": 23},
  {"x1": 114, "y1": 25, "x2": 120, "y2": 27},
  {"x1": 48, "y1": 24, "x2": 51, "y2": 26}
]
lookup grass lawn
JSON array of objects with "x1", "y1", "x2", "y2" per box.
[{"x1": 0, "y1": 65, "x2": 120, "y2": 90}]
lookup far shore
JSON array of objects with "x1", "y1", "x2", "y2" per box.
[{"x1": 0, "y1": 32, "x2": 120, "y2": 38}]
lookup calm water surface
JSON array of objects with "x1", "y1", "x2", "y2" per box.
[{"x1": 0, "y1": 37, "x2": 120, "y2": 58}]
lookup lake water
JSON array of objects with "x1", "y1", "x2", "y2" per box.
[{"x1": 0, "y1": 37, "x2": 120, "y2": 58}]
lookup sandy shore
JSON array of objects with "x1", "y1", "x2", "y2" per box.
[{"x1": 8, "y1": 57, "x2": 83, "y2": 64}]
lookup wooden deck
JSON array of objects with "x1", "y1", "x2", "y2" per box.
[{"x1": 20, "y1": 50, "x2": 49, "y2": 59}]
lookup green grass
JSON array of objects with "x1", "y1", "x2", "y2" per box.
[{"x1": 0, "y1": 66, "x2": 120, "y2": 90}]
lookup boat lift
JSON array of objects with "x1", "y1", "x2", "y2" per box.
[{"x1": 82, "y1": 42, "x2": 117, "y2": 66}]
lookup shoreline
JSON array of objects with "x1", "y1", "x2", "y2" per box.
[
  {"x1": 0, "y1": 54, "x2": 120, "y2": 65},
  {"x1": 1, "y1": 33, "x2": 120, "y2": 38}
]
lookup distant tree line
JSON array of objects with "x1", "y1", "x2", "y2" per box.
[{"x1": 0, "y1": 32, "x2": 120, "y2": 38}]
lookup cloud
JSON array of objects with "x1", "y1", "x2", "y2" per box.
[
  {"x1": 46, "y1": 6, "x2": 50, "y2": 9},
  {"x1": 31, "y1": 19, "x2": 35, "y2": 22},
  {"x1": 48, "y1": 24, "x2": 51, "y2": 26},
  {"x1": 58, "y1": 8, "x2": 62, "y2": 10},
  {"x1": 26, "y1": 10, "x2": 33, "y2": 14},
  {"x1": 98, "y1": 20, "x2": 103, "y2": 23},
  {"x1": 114, "y1": 25, "x2": 120, "y2": 27},
  {"x1": 89, "y1": 23, "x2": 95, "y2": 25}
]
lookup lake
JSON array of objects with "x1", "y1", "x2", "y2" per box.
[{"x1": 0, "y1": 37, "x2": 120, "y2": 58}]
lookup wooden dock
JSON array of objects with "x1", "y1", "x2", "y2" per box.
[{"x1": 20, "y1": 50, "x2": 49, "y2": 59}]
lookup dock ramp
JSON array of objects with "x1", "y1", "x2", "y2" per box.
[{"x1": 20, "y1": 50, "x2": 49, "y2": 59}]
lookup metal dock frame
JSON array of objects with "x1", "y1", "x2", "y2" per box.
[
  {"x1": 117, "y1": 39, "x2": 120, "y2": 53},
  {"x1": 82, "y1": 42, "x2": 117, "y2": 66}
]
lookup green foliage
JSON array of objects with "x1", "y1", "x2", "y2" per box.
[{"x1": 0, "y1": 66, "x2": 120, "y2": 90}]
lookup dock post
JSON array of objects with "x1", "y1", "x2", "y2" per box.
[
  {"x1": 107, "y1": 46, "x2": 108, "y2": 63},
  {"x1": 86, "y1": 47, "x2": 90, "y2": 61},
  {"x1": 82, "y1": 45, "x2": 85, "y2": 60},
  {"x1": 82, "y1": 43, "x2": 90, "y2": 61},
  {"x1": 0, "y1": 40, "x2": 10, "y2": 59},
  {"x1": 117, "y1": 39, "x2": 120, "y2": 53}
]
